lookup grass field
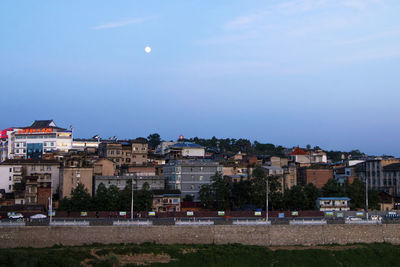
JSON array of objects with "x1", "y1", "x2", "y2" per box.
[{"x1": 0, "y1": 242, "x2": 399, "y2": 267}]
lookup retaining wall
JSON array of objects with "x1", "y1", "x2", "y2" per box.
[{"x1": 1, "y1": 224, "x2": 400, "y2": 248}]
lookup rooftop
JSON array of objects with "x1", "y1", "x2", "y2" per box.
[{"x1": 0, "y1": 159, "x2": 60, "y2": 165}]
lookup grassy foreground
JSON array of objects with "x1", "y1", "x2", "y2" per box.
[{"x1": 0, "y1": 242, "x2": 399, "y2": 267}]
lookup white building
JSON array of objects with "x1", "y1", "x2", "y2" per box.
[
  {"x1": 0, "y1": 120, "x2": 73, "y2": 161},
  {"x1": 0, "y1": 159, "x2": 60, "y2": 195}
]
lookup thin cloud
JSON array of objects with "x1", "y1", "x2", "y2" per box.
[{"x1": 92, "y1": 18, "x2": 146, "y2": 30}]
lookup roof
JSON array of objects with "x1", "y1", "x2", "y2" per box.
[
  {"x1": 19, "y1": 120, "x2": 67, "y2": 131},
  {"x1": 152, "y1": 189, "x2": 181, "y2": 196},
  {"x1": 317, "y1": 197, "x2": 351, "y2": 200},
  {"x1": 172, "y1": 142, "x2": 203, "y2": 148},
  {"x1": 0, "y1": 159, "x2": 60, "y2": 165},
  {"x1": 289, "y1": 147, "x2": 308, "y2": 156}
]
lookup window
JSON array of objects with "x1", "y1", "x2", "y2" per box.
[
  {"x1": 76, "y1": 170, "x2": 81, "y2": 177},
  {"x1": 9, "y1": 176, "x2": 11, "y2": 181},
  {"x1": 51, "y1": 142, "x2": 55, "y2": 146},
  {"x1": 47, "y1": 166, "x2": 51, "y2": 171},
  {"x1": 200, "y1": 167, "x2": 204, "y2": 171},
  {"x1": 116, "y1": 150, "x2": 120, "y2": 155},
  {"x1": 9, "y1": 168, "x2": 12, "y2": 172},
  {"x1": 199, "y1": 175, "x2": 203, "y2": 181},
  {"x1": 9, "y1": 185, "x2": 11, "y2": 190},
  {"x1": 31, "y1": 166, "x2": 36, "y2": 171},
  {"x1": 40, "y1": 165, "x2": 45, "y2": 171},
  {"x1": 190, "y1": 184, "x2": 195, "y2": 190}
]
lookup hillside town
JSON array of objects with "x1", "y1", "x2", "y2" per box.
[{"x1": 0, "y1": 120, "x2": 399, "y2": 215}]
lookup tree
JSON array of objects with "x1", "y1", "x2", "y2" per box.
[
  {"x1": 199, "y1": 184, "x2": 213, "y2": 209},
  {"x1": 321, "y1": 179, "x2": 344, "y2": 197},
  {"x1": 283, "y1": 185, "x2": 307, "y2": 210},
  {"x1": 303, "y1": 183, "x2": 320, "y2": 210},
  {"x1": 231, "y1": 181, "x2": 252, "y2": 209},
  {"x1": 211, "y1": 172, "x2": 231, "y2": 210},
  {"x1": 106, "y1": 185, "x2": 121, "y2": 211},
  {"x1": 93, "y1": 183, "x2": 108, "y2": 211},
  {"x1": 147, "y1": 133, "x2": 161, "y2": 149},
  {"x1": 133, "y1": 184, "x2": 153, "y2": 212},
  {"x1": 70, "y1": 183, "x2": 92, "y2": 211}
]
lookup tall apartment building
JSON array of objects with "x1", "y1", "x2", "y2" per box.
[
  {"x1": 357, "y1": 158, "x2": 400, "y2": 196},
  {"x1": 0, "y1": 120, "x2": 72, "y2": 161},
  {"x1": 163, "y1": 160, "x2": 222, "y2": 200}
]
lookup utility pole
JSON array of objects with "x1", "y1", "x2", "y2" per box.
[
  {"x1": 266, "y1": 178, "x2": 269, "y2": 222},
  {"x1": 131, "y1": 177, "x2": 134, "y2": 220},
  {"x1": 366, "y1": 173, "x2": 369, "y2": 220},
  {"x1": 49, "y1": 176, "x2": 53, "y2": 224}
]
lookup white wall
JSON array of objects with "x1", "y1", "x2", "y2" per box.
[{"x1": 0, "y1": 166, "x2": 14, "y2": 193}]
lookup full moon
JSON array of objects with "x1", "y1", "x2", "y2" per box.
[{"x1": 145, "y1": 46, "x2": 151, "y2": 53}]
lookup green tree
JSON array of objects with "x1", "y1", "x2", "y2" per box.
[
  {"x1": 93, "y1": 183, "x2": 108, "y2": 211},
  {"x1": 70, "y1": 183, "x2": 92, "y2": 211},
  {"x1": 231, "y1": 181, "x2": 252, "y2": 209},
  {"x1": 133, "y1": 184, "x2": 153, "y2": 212},
  {"x1": 199, "y1": 184, "x2": 213, "y2": 209},
  {"x1": 211, "y1": 172, "x2": 231, "y2": 210},
  {"x1": 283, "y1": 185, "x2": 307, "y2": 210},
  {"x1": 321, "y1": 179, "x2": 344, "y2": 197},
  {"x1": 106, "y1": 185, "x2": 121, "y2": 211},
  {"x1": 147, "y1": 133, "x2": 161, "y2": 149},
  {"x1": 303, "y1": 183, "x2": 320, "y2": 210}
]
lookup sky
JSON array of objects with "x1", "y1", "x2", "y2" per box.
[{"x1": 1, "y1": 0, "x2": 400, "y2": 156}]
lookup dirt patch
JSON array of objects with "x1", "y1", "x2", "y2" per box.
[
  {"x1": 269, "y1": 245, "x2": 360, "y2": 251},
  {"x1": 118, "y1": 253, "x2": 173, "y2": 266},
  {"x1": 181, "y1": 248, "x2": 198, "y2": 254},
  {"x1": 81, "y1": 249, "x2": 173, "y2": 266}
]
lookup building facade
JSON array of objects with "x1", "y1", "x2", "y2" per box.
[{"x1": 163, "y1": 160, "x2": 222, "y2": 200}]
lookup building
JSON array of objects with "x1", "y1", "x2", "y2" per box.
[
  {"x1": 356, "y1": 158, "x2": 400, "y2": 196},
  {"x1": 316, "y1": 197, "x2": 351, "y2": 211},
  {"x1": 94, "y1": 174, "x2": 164, "y2": 193},
  {"x1": 297, "y1": 165, "x2": 334, "y2": 188},
  {"x1": 0, "y1": 120, "x2": 73, "y2": 161},
  {"x1": 164, "y1": 142, "x2": 205, "y2": 159},
  {"x1": 152, "y1": 189, "x2": 181, "y2": 212},
  {"x1": 72, "y1": 138, "x2": 100, "y2": 151},
  {"x1": 288, "y1": 147, "x2": 327, "y2": 165},
  {"x1": 0, "y1": 159, "x2": 60, "y2": 195},
  {"x1": 60, "y1": 166, "x2": 93, "y2": 198},
  {"x1": 94, "y1": 158, "x2": 116, "y2": 176},
  {"x1": 382, "y1": 163, "x2": 400, "y2": 196},
  {"x1": 98, "y1": 139, "x2": 148, "y2": 168},
  {"x1": 163, "y1": 160, "x2": 222, "y2": 200}
]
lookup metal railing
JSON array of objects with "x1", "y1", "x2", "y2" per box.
[
  {"x1": 290, "y1": 219, "x2": 327, "y2": 225},
  {"x1": 113, "y1": 220, "x2": 152, "y2": 226},
  {"x1": 175, "y1": 219, "x2": 214, "y2": 226},
  {"x1": 233, "y1": 219, "x2": 271, "y2": 225},
  {"x1": 50, "y1": 220, "x2": 90, "y2": 226}
]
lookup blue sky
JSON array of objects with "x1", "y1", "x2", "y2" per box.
[{"x1": 1, "y1": 0, "x2": 400, "y2": 156}]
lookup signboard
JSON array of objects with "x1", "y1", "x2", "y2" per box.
[
  {"x1": 337, "y1": 212, "x2": 344, "y2": 218},
  {"x1": 119, "y1": 211, "x2": 126, "y2": 216},
  {"x1": 218, "y1": 211, "x2": 225, "y2": 216},
  {"x1": 254, "y1": 211, "x2": 262, "y2": 216},
  {"x1": 148, "y1": 211, "x2": 156, "y2": 216},
  {"x1": 187, "y1": 211, "x2": 194, "y2": 216},
  {"x1": 356, "y1": 212, "x2": 364, "y2": 216},
  {"x1": 278, "y1": 213, "x2": 285, "y2": 218},
  {"x1": 291, "y1": 211, "x2": 299, "y2": 216},
  {"x1": 81, "y1": 212, "x2": 88, "y2": 217},
  {"x1": 17, "y1": 128, "x2": 53, "y2": 134},
  {"x1": 48, "y1": 211, "x2": 56, "y2": 216},
  {"x1": 325, "y1": 211, "x2": 334, "y2": 216}
]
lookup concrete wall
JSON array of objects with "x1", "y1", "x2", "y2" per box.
[{"x1": 1, "y1": 224, "x2": 400, "y2": 248}]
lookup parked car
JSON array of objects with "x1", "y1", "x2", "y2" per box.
[
  {"x1": 8, "y1": 213, "x2": 24, "y2": 219},
  {"x1": 346, "y1": 216, "x2": 362, "y2": 221},
  {"x1": 30, "y1": 214, "x2": 47, "y2": 219}
]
